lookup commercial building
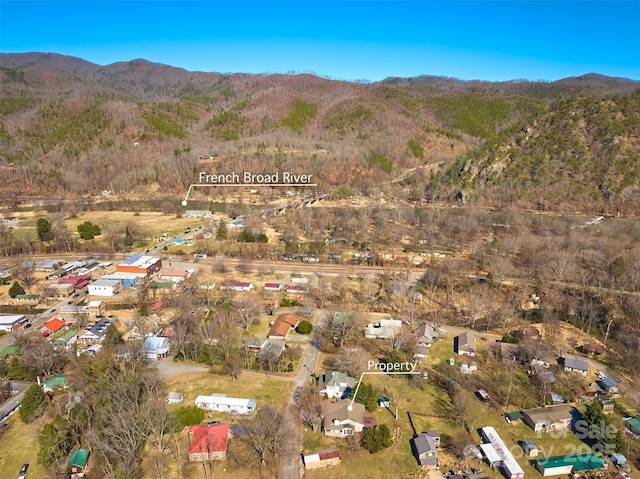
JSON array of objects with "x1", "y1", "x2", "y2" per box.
[
  {"x1": 88, "y1": 278, "x2": 122, "y2": 297},
  {"x1": 0, "y1": 314, "x2": 26, "y2": 332},
  {"x1": 116, "y1": 254, "x2": 162, "y2": 277}
]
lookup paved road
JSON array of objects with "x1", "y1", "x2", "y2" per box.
[
  {"x1": 0, "y1": 381, "x2": 31, "y2": 423},
  {"x1": 281, "y1": 310, "x2": 329, "y2": 479}
]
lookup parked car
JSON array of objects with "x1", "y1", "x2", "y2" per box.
[{"x1": 19, "y1": 463, "x2": 29, "y2": 478}]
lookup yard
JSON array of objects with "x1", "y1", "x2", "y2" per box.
[{"x1": 0, "y1": 415, "x2": 54, "y2": 479}]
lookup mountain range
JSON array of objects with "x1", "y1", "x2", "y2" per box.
[{"x1": 1, "y1": 52, "x2": 639, "y2": 214}]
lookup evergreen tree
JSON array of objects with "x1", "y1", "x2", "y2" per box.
[
  {"x1": 36, "y1": 218, "x2": 54, "y2": 241},
  {"x1": 6, "y1": 357, "x2": 36, "y2": 381},
  {"x1": 363, "y1": 424, "x2": 393, "y2": 453},
  {"x1": 353, "y1": 382, "x2": 378, "y2": 412},
  {"x1": 19, "y1": 383, "x2": 48, "y2": 423},
  {"x1": 9, "y1": 281, "x2": 25, "y2": 298},
  {"x1": 38, "y1": 414, "x2": 76, "y2": 466},
  {"x1": 295, "y1": 320, "x2": 313, "y2": 334},
  {"x1": 216, "y1": 220, "x2": 228, "y2": 240},
  {"x1": 103, "y1": 324, "x2": 124, "y2": 345}
]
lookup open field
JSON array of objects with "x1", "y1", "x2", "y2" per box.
[
  {"x1": 163, "y1": 370, "x2": 291, "y2": 412},
  {"x1": 0, "y1": 414, "x2": 53, "y2": 479}
]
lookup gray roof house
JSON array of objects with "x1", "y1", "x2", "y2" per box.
[
  {"x1": 454, "y1": 332, "x2": 476, "y2": 356},
  {"x1": 415, "y1": 323, "x2": 439, "y2": 348},
  {"x1": 410, "y1": 433, "x2": 438, "y2": 467},
  {"x1": 562, "y1": 355, "x2": 589, "y2": 376},
  {"x1": 322, "y1": 401, "x2": 367, "y2": 437}
]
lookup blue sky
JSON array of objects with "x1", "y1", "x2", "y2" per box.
[{"x1": 1, "y1": 1, "x2": 639, "y2": 82}]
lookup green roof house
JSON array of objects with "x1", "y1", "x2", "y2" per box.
[
  {"x1": 43, "y1": 374, "x2": 68, "y2": 393},
  {"x1": 67, "y1": 448, "x2": 89, "y2": 477},
  {"x1": 0, "y1": 344, "x2": 21, "y2": 358}
]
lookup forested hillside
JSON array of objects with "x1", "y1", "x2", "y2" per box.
[{"x1": 1, "y1": 53, "x2": 639, "y2": 214}]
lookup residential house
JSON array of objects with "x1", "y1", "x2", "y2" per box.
[
  {"x1": 522, "y1": 404, "x2": 575, "y2": 433},
  {"x1": 319, "y1": 371, "x2": 356, "y2": 399},
  {"x1": 364, "y1": 318, "x2": 402, "y2": 339},
  {"x1": 54, "y1": 330, "x2": 78, "y2": 351},
  {"x1": 257, "y1": 340, "x2": 285, "y2": 363},
  {"x1": 454, "y1": 332, "x2": 476, "y2": 356},
  {"x1": 0, "y1": 344, "x2": 21, "y2": 359},
  {"x1": 561, "y1": 354, "x2": 589, "y2": 376},
  {"x1": 244, "y1": 337, "x2": 268, "y2": 352},
  {"x1": 264, "y1": 282, "x2": 282, "y2": 292},
  {"x1": 79, "y1": 319, "x2": 111, "y2": 343},
  {"x1": 267, "y1": 313, "x2": 299, "y2": 340},
  {"x1": 480, "y1": 427, "x2": 524, "y2": 479},
  {"x1": 188, "y1": 423, "x2": 230, "y2": 462},
  {"x1": 286, "y1": 284, "x2": 307, "y2": 295},
  {"x1": 67, "y1": 448, "x2": 90, "y2": 478},
  {"x1": 303, "y1": 448, "x2": 341, "y2": 470},
  {"x1": 625, "y1": 416, "x2": 640, "y2": 437},
  {"x1": 322, "y1": 401, "x2": 367, "y2": 437},
  {"x1": 415, "y1": 323, "x2": 439, "y2": 348},
  {"x1": 167, "y1": 392, "x2": 183, "y2": 404},
  {"x1": 410, "y1": 432, "x2": 438, "y2": 467},
  {"x1": 220, "y1": 280, "x2": 253, "y2": 292},
  {"x1": 535, "y1": 453, "x2": 606, "y2": 477},
  {"x1": 159, "y1": 270, "x2": 191, "y2": 283},
  {"x1": 43, "y1": 374, "x2": 68, "y2": 393},
  {"x1": 424, "y1": 430, "x2": 440, "y2": 447},
  {"x1": 195, "y1": 394, "x2": 256, "y2": 415},
  {"x1": 142, "y1": 336, "x2": 170, "y2": 360},
  {"x1": 598, "y1": 376, "x2": 619, "y2": 394}
]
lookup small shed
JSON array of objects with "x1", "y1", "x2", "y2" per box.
[
  {"x1": 611, "y1": 453, "x2": 627, "y2": 466},
  {"x1": 378, "y1": 396, "x2": 391, "y2": 408},
  {"x1": 522, "y1": 439, "x2": 539, "y2": 459},
  {"x1": 167, "y1": 392, "x2": 183, "y2": 404}
]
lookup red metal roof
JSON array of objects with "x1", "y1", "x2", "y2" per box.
[
  {"x1": 43, "y1": 317, "x2": 65, "y2": 333},
  {"x1": 318, "y1": 448, "x2": 340, "y2": 460},
  {"x1": 188, "y1": 423, "x2": 230, "y2": 454}
]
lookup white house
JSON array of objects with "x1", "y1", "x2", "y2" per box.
[
  {"x1": 79, "y1": 319, "x2": 110, "y2": 343},
  {"x1": 319, "y1": 371, "x2": 356, "y2": 399},
  {"x1": 220, "y1": 281, "x2": 253, "y2": 292},
  {"x1": 364, "y1": 318, "x2": 402, "y2": 339},
  {"x1": 143, "y1": 336, "x2": 170, "y2": 360},
  {"x1": 195, "y1": 394, "x2": 256, "y2": 415},
  {"x1": 88, "y1": 278, "x2": 122, "y2": 297}
]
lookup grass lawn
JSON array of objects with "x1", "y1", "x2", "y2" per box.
[
  {"x1": 163, "y1": 370, "x2": 290, "y2": 413},
  {"x1": 0, "y1": 414, "x2": 52, "y2": 479}
]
